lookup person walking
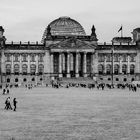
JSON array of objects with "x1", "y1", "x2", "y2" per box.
[
  {"x1": 4, "y1": 97, "x2": 12, "y2": 110},
  {"x1": 13, "y1": 98, "x2": 18, "y2": 111},
  {"x1": 4, "y1": 97, "x2": 9, "y2": 110}
]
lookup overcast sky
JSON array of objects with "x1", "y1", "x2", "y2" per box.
[{"x1": 0, "y1": 0, "x2": 140, "y2": 43}]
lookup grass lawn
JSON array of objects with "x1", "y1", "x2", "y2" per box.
[{"x1": 0, "y1": 87, "x2": 140, "y2": 140}]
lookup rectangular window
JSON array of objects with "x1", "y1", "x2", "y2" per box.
[
  {"x1": 106, "y1": 54, "x2": 111, "y2": 62},
  {"x1": 31, "y1": 55, "x2": 35, "y2": 62},
  {"x1": 14, "y1": 55, "x2": 19, "y2": 62},
  {"x1": 114, "y1": 55, "x2": 119, "y2": 62},
  {"x1": 130, "y1": 55, "x2": 135, "y2": 62},
  {"x1": 22, "y1": 55, "x2": 27, "y2": 62},
  {"x1": 6, "y1": 55, "x2": 11, "y2": 62},
  {"x1": 98, "y1": 54, "x2": 104, "y2": 62},
  {"x1": 38, "y1": 55, "x2": 43, "y2": 62}
]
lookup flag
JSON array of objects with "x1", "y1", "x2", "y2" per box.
[{"x1": 118, "y1": 26, "x2": 122, "y2": 32}]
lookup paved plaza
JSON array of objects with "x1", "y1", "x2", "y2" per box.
[{"x1": 0, "y1": 87, "x2": 140, "y2": 140}]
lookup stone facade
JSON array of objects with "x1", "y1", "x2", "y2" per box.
[{"x1": 0, "y1": 17, "x2": 140, "y2": 86}]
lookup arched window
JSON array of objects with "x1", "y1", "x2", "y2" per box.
[
  {"x1": 30, "y1": 64, "x2": 36, "y2": 75},
  {"x1": 38, "y1": 64, "x2": 44, "y2": 75},
  {"x1": 15, "y1": 78, "x2": 18, "y2": 82},
  {"x1": 22, "y1": 64, "x2": 28, "y2": 75},
  {"x1": 114, "y1": 64, "x2": 119, "y2": 75},
  {"x1": 23, "y1": 78, "x2": 27, "y2": 82},
  {"x1": 32, "y1": 77, "x2": 35, "y2": 81},
  {"x1": 98, "y1": 64, "x2": 104, "y2": 75},
  {"x1": 106, "y1": 64, "x2": 111, "y2": 74},
  {"x1": 6, "y1": 64, "x2": 11, "y2": 75},
  {"x1": 130, "y1": 64, "x2": 135, "y2": 74},
  {"x1": 123, "y1": 78, "x2": 127, "y2": 82},
  {"x1": 116, "y1": 78, "x2": 119, "y2": 81},
  {"x1": 14, "y1": 64, "x2": 20, "y2": 75},
  {"x1": 122, "y1": 64, "x2": 127, "y2": 74},
  {"x1": 7, "y1": 78, "x2": 10, "y2": 83},
  {"x1": 131, "y1": 78, "x2": 135, "y2": 82}
]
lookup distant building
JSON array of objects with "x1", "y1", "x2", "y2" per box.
[{"x1": 0, "y1": 17, "x2": 140, "y2": 86}]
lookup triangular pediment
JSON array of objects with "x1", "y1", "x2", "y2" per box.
[{"x1": 49, "y1": 38, "x2": 95, "y2": 49}]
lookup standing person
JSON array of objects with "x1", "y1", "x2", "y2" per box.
[
  {"x1": 3, "y1": 88, "x2": 6, "y2": 95},
  {"x1": 13, "y1": 98, "x2": 18, "y2": 111},
  {"x1": 4, "y1": 97, "x2": 9, "y2": 110},
  {"x1": 7, "y1": 88, "x2": 9, "y2": 94},
  {"x1": 4, "y1": 97, "x2": 12, "y2": 110}
]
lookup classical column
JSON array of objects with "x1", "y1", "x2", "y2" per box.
[
  {"x1": 119, "y1": 55, "x2": 122, "y2": 74},
  {"x1": 11, "y1": 54, "x2": 14, "y2": 74},
  {"x1": 70, "y1": 53, "x2": 73, "y2": 71},
  {"x1": 83, "y1": 52, "x2": 87, "y2": 77},
  {"x1": 75, "y1": 52, "x2": 79, "y2": 78},
  {"x1": 62, "y1": 53, "x2": 65, "y2": 72},
  {"x1": 19, "y1": 54, "x2": 22, "y2": 74},
  {"x1": 127, "y1": 54, "x2": 130, "y2": 74},
  {"x1": 1, "y1": 51, "x2": 5, "y2": 73},
  {"x1": 135, "y1": 51, "x2": 140, "y2": 80},
  {"x1": 67, "y1": 53, "x2": 70, "y2": 77},
  {"x1": 104, "y1": 55, "x2": 107, "y2": 74},
  {"x1": 59, "y1": 52, "x2": 62, "y2": 77},
  {"x1": 92, "y1": 52, "x2": 98, "y2": 75},
  {"x1": 35, "y1": 54, "x2": 38, "y2": 74},
  {"x1": 27, "y1": 54, "x2": 30, "y2": 74},
  {"x1": 91, "y1": 52, "x2": 94, "y2": 74},
  {"x1": 50, "y1": 53, "x2": 54, "y2": 74}
]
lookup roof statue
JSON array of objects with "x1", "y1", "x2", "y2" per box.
[
  {"x1": 90, "y1": 25, "x2": 97, "y2": 41},
  {"x1": 0, "y1": 26, "x2": 4, "y2": 32},
  {"x1": 91, "y1": 25, "x2": 95, "y2": 34}
]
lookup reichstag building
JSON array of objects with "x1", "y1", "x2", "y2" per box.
[{"x1": 0, "y1": 16, "x2": 140, "y2": 86}]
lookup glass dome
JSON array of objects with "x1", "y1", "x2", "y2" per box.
[{"x1": 42, "y1": 17, "x2": 86, "y2": 41}]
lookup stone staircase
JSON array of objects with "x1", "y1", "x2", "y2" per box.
[{"x1": 59, "y1": 77, "x2": 96, "y2": 84}]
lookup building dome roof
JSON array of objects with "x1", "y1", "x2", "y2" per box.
[
  {"x1": 133, "y1": 28, "x2": 140, "y2": 32},
  {"x1": 42, "y1": 17, "x2": 86, "y2": 40}
]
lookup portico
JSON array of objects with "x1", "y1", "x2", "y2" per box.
[{"x1": 50, "y1": 49, "x2": 95, "y2": 78}]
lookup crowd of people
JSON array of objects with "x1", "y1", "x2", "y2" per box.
[
  {"x1": 50, "y1": 79, "x2": 139, "y2": 92},
  {"x1": 1, "y1": 85, "x2": 18, "y2": 111},
  {"x1": 2, "y1": 87, "x2": 9, "y2": 95},
  {"x1": 1, "y1": 80, "x2": 139, "y2": 112}
]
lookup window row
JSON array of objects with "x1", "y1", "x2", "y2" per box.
[
  {"x1": 6, "y1": 64, "x2": 44, "y2": 75},
  {"x1": 99, "y1": 77, "x2": 135, "y2": 82},
  {"x1": 5, "y1": 54, "x2": 44, "y2": 62},
  {"x1": 98, "y1": 54, "x2": 136, "y2": 62},
  {"x1": 6, "y1": 77, "x2": 43, "y2": 83},
  {"x1": 98, "y1": 64, "x2": 135, "y2": 75}
]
